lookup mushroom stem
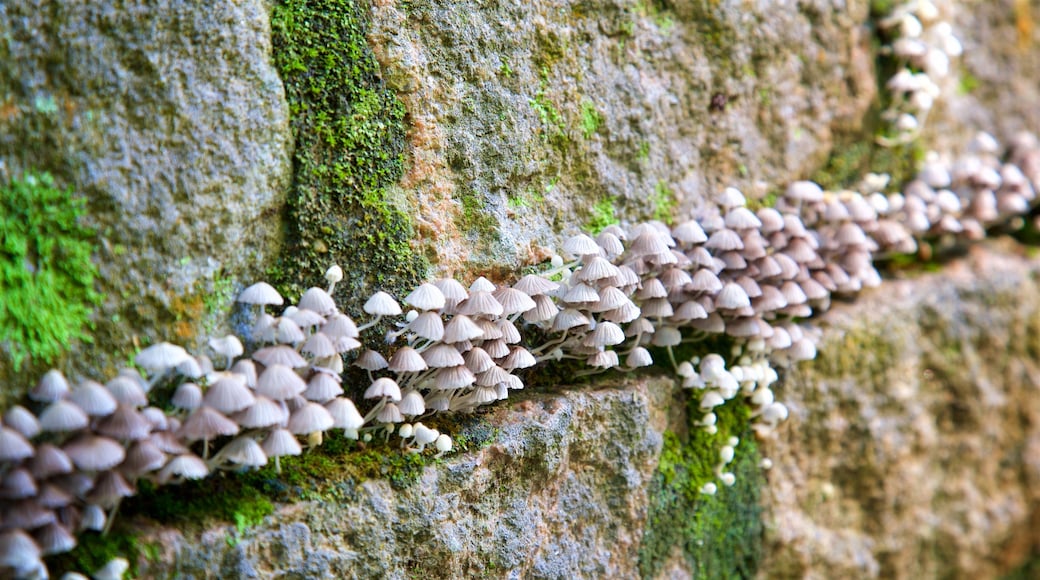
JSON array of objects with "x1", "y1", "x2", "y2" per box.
[
  {"x1": 103, "y1": 500, "x2": 121, "y2": 536},
  {"x1": 356, "y1": 315, "x2": 384, "y2": 333},
  {"x1": 274, "y1": 456, "x2": 282, "y2": 475}
]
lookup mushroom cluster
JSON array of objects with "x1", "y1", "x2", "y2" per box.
[
  {"x1": 877, "y1": 0, "x2": 962, "y2": 145},
  {"x1": 1, "y1": 126, "x2": 1038, "y2": 577}
]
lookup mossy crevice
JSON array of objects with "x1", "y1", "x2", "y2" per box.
[
  {"x1": 267, "y1": 0, "x2": 428, "y2": 310},
  {"x1": 638, "y1": 395, "x2": 764, "y2": 579}
]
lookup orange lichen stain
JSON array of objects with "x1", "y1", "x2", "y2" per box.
[
  {"x1": 169, "y1": 294, "x2": 204, "y2": 341},
  {"x1": 0, "y1": 99, "x2": 19, "y2": 122},
  {"x1": 1016, "y1": 0, "x2": 1034, "y2": 52}
]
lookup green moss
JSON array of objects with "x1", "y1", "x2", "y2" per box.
[
  {"x1": 457, "y1": 185, "x2": 501, "y2": 242},
  {"x1": 639, "y1": 398, "x2": 764, "y2": 579},
  {"x1": 586, "y1": 197, "x2": 620, "y2": 234},
  {"x1": 0, "y1": 171, "x2": 100, "y2": 373},
  {"x1": 529, "y1": 70, "x2": 568, "y2": 146},
  {"x1": 580, "y1": 100, "x2": 602, "y2": 139},
  {"x1": 652, "y1": 180, "x2": 678, "y2": 223},
  {"x1": 811, "y1": 135, "x2": 925, "y2": 193},
  {"x1": 46, "y1": 529, "x2": 158, "y2": 578},
  {"x1": 268, "y1": 0, "x2": 428, "y2": 312}
]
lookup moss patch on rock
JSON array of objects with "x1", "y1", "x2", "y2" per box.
[
  {"x1": 0, "y1": 171, "x2": 99, "y2": 385},
  {"x1": 639, "y1": 396, "x2": 764, "y2": 579},
  {"x1": 268, "y1": 0, "x2": 428, "y2": 309}
]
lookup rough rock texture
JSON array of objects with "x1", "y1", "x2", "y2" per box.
[
  {"x1": 369, "y1": 0, "x2": 876, "y2": 275},
  {"x1": 134, "y1": 378, "x2": 675, "y2": 579},
  {"x1": 112, "y1": 244, "x2": 1040, "y2": 580},
  {"x1": 761, "y1": 242, "x2": 1040, "y2": 579},
  {"x1": 933, "y1": 0, "x2": 1040, "y2": 149},
  {"x1": 0, "y1": 0, "x2": 291, "y2": 391}
]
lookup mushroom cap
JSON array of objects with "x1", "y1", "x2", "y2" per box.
[
  {"x1": 408, "y1": 311, "x2": 445, "y2": 342},
  {"x1": 435, "y1": 365, "x2": 477, "y2": 390},
  {"x1": 325, "y1": 264, "x2": 344, "y2": 284},
  {"x1": 716, "y1": 283, "x2": 752, "y2": 310},
  {"x1": 523, "y1": 294, "x2": 560, "y2": 323},
  {"x1": 625, "y1": 347, "x2": 654, "y2": 368},
  {"x1": 63, "y1": 435, "x2": 125, "y2": 471},
  {"x1": 288, "y1": 402, "x2": 335, "y2": 435},
  {"x1": 158, "y1": 454, "x2": 210, "y2": 483},
  {"x1": 501, "y1": 347, "x2": 537, "y2": 370},
  {"x1": 513, "y1": 274, "x2": 559, "y2": 296},
  {"x1": 398, "y1": 392, "x2": 426, "y2": 416},
  {"x1": 105, "y1": 376, "x2": 149, "y2": 408},
  {"x1": 0, "y1": 529, "x2": 42, "y2": 571},
  {"x1": 31, "y1": 369, "x2": 70, "y2": 402},
  {"x1": 203, "y1": 375, "x2": 256, "y2": 414},
  {"x1": 469, "y1": 276, "x2": 497, "y2": 293},
  {"x1": 443, "y1": 314, "x2": 484, "y2": 343},
  {"x1": 322, "y1": 313, "x2": 360, "y2": 339},
  {"x1": 562, "y1": 233, "x2": 601, "y2": 257},
  {"x1": 274, "y1": 317, "x2": 306, "y2": 344},
  {"x1": 262, "y1": 428, "x2": 303, "y2": 458},
  {"x1": 363, "y1": 291, "x2": 402, "y2": 316},
  {"x1": 213, "y1": 436, "x2": 268, "y2": 468},
  {"x1": 177, "y1": 406, "x2": 240, "y2": 442},
  {"x1": 492, "y1": 287, "x2": 537, "y2": 315},
  {"x1": 786, "y1": 180, "x2": 824, "y2": 202},
  {"x1": 376, "y1": 403, "x2": 404, "y2": 424},
  {"x1": 412, "y1": 423, "x2": 439, "y2": 445},
  {"x1": 238, "y1": 281, "x2": 284, "y2": 306},
  {"x1": 672, "y1": 220, "x2": 708, "y2": 244},
  {"x1": 423, "y1": 343, "x2": 466, "y2": 368},
  {"x1": 405, "y1": 283, "x2": 447, "y2": 311},
  {"x1": 353, "y1": 349, "x2": 389, "y2": 371},
  {"x1": 208, "y1": 334, "x2": 245, "y2": 361},
  {"x1": 87, "y1": 470, "x2": 135, "y2": 508},
  {"x1": 301, "y1": 332, "x2": 338, "y2": 359},
  {"x1": 122, "y1": 439, "x2": 168, "y2": 477},
  {"x1": 433, "y1": 278, "x2": 469, "y2": 302},
  {"x1": 304, "y1": 372, "x2": 345, "y2": 403},
  {"x1": 69, "y1": 380, "x2": 118, "y2": 417},
  {"x1": 563, "y1": 283, "x2": 600, "y2": 304},
  {"x1": 34, "y1": 522, "x2": 77, "y2": 556},
  {"x1": 232, "y1": 395, "x2": 289, "y2": 429},
  {"x1": 135, "y1": 342, "x2": 192, "y2": 374},
  {"x1": 364, "y1": 378, "x2": 402, "y2": 401},
  {"x1": 388, "y1": 346, "x2": 428, "y2": 373},
  {"x1": 96, "y1": 405, "x2": 153, "y2": 441},
  {"x1": 0, "y1": 426, "x2": 35, "y2": 462},
  {"x1": 585, "y1": 321, "x2": 625, "y2": 347},
  {"x1": 458, "y1": 291, "x2": 504, "y2": 317},
  {"x1": 29, "y1": 444, "x2": 74, "y2": 479},
  {"x1": 171, "y1": 382, "x2": 204, "y2": 411},
  {"x1": 299, "y1": 287, "x2": 338, "y2": 316},
  {"x1": 3, "y1": 405, "x2": 40, "y2": 439},
  {"x1": 0, "y1": 467, "x2": 38, "y2": 500},
  {"x1": 256, "y1": 365, "x2": 308, "y2": 400},
  {"x1": 325, "y1": 398, "x2": 364, "y2": 430}
]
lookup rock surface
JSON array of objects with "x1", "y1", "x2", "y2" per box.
[
  {"x1": 761, "y1": 241, "x2": 1040, "y2": 579},
  {"x1": 0, "y1": 0, "x2": 291, "y2": 391},
  {"x1": 117, "y1": 244, "x2": 1040, "y2": 579},
  {"x1": 370, "y1": 0, "x2": 876, "y2": 274}
]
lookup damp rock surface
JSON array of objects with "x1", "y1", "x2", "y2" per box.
[
  {"x1": 761, "y1": 242, "x2": 1040, "y2": 579},
  {"x1": 0, "y1": 0, "x2": 291, "y2": 391}
]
